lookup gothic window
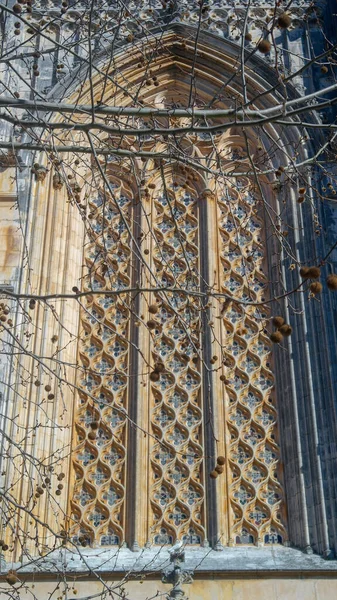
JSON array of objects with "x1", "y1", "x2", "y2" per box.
[{"x1": 70, "y1": 137, "x2": 287, "y2": 549}]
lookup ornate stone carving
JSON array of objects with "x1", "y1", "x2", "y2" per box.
[
  {"x1": 162, "y1": 551, "x2": 194, "y2": 600},
  {"x1": 215, "y1": 137, "x2": 286, "y2": 545},
  {"x1": 149, "y1": 179, "x2": 205, "y2": 545},
  {"x1": 70, "y1": 179, "x2": 132, "y2": 546}
]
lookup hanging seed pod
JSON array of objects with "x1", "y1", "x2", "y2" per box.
[
  {"x1": 272, "y1": 316, "x2": 285, "y2": 328},
  {"x1": 244, "y1": 32, "x2": 252, "y2": 41},
  {"x1": 45, "y1": 384, "x2": 51, "y2": 392},
  {"x1": 270, "y1": 331, "x2": 283, "y2": 343},
  {"x1": 148, "y1": 304, "x2": 158, "y2": 314},
  {"x1": 154, "y1": 362, "x2": 165, "y2": 372},
  {"x1": 88, "y1": 430, "x2": 96, "y2": 440},
  {"x1": 90, "y1": 421, "x2": 99, "y2": 430},
  {"x1": 277, "y1": 13, "x2": 292, "y2": 28},
  {"x1": 217, "y1": 456, "x2": 226, "y2": 465},
  {"x1": 6, "y1": 572, "x2": 19, "y2": 585},
  {"x1": 36, "y1": 486, "x2": 44, "y2": 495},
  {"x1": 279, "y1": 324, "x2": 292, "y2": 337},
  {"x1": 327, "y1": 274, "x2": 337, "y2": 290},
  {"x1": 297, "y1": 196, "x2": 305, "y2": 204},
  {"x1": 150, "y1": 371, "x2": 160, "y2": 382},
  {"x1": 310, "y1": 281, "x2": 323, "y2": 294},
  {"x1": 215, "y1": 465, "x2": 224, "y2": 474},
  {"x1": 307, "y1": 266, "x2": 321, "y2": 279},
  {"x1": 300, "y1": 267, "x2": 310, "y2": 279},
  {"x1": 58, "y1": 473, "x2": 65, "y2": 481},
  {"x1": 220, "y1": 375, "x2": 230, "y2": 384},
  {"x1": 321, "y1": 65, "x2": 328, "y2": 74},
  {"x1": 210, "y1": 470, "x2": 218, "y2": 479},
  {"x1": 147, "y1": 319, "x2": 156, "y2": 329},
  {"x1": 257, "y1": 39, "x2": 271, "y2": 53},
  {"x1": 55, "y1": 489, "x2": 61, "y2": 496},
  {"x1": 299, "y1": 187, "x2": 306, "y2": 194}
]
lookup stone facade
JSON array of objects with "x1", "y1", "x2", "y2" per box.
[{"x1": 1, "y1": 0, "x2": 337, "y2": 598}]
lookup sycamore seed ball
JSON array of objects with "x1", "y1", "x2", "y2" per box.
[
  {"x1": 300, "y1": 267, "x2": 310, "y2": 278},
  {"x1": 277, "y1": 13, "x2": 292, "y2": 28},
  {"x1": 257, "y1": 39, "x2": 271, "y2": 54},
  {"x1": 6, "y1": 573, "x2": 19, "y2": 585},
  {"x1": 307, "y1": 266, "x2": 321, "y2": 279},
  {"x1": 279, "y1": 324, "x2": 292, "y2": 337},
  {"x1": 327, "y1": 274, "x2": 337, "y2": 290},
  {"x1": 270, "y1": 331, "x2": 283, "y2": 343},
  {"x1": 310, "y1": 281, "x2": 323, "y2": 294},
  {"x1": 272, "y1": 316, "x2": 285, "y2": 328}
]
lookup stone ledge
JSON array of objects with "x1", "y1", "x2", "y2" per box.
[{"x1": 1, "y1": 546, "x2": 337, "y2": 577}]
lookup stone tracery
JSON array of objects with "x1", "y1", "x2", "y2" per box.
[
  {"x1": 65, "y1": 59, "x2": 288, "y2": 547},
  {"x1": 69, "y1": 129, "x2": 287, "y2": 547},
  {"x1": 70, "y1": 179, "x2": 133, "y2": 546},
  {"x1": 215, "y1": 136, "x2": 287, "y2": 545},
  {"x1": 148, "y1": 181, "x2": 205, "y2": 545}
]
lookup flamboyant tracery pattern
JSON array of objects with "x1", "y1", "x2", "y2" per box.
[
  {"x1": 216, "y1": 144, "x2": 286, "y2": 545},
  {"x1": 148, "y1": 182, "x2": 205, "y2": 545},
  {"x1": 70, "y1": 178, "x2": 132, "y2": 546},
  {"x1": 68, "y1": 138, "x2": 286, "y2": 547}
]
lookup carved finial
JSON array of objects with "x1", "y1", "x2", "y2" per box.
[{"x1": 162, "y1": 550, "x2": 193, "y2": 600}]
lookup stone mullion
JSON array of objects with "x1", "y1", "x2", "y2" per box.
[
  {"x1": 207, "y1": 188, "x2": 230, "y2": 547},
  {"x1": 199, "y1": 190, "x2": 225, "y2": 549},
  {"x1": 143, "y1": 187, "x2": 167, "y2": 546},
  {"x1": 126, "y1": 195, "x2": 151, "y2": 550}
]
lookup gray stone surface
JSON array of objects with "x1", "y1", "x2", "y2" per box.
[{"x1": 3, "y1": 546, "x2": 337, "y2": 576}]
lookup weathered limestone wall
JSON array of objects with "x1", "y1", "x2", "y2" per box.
[{"x1": 2, "y1": 576, "x2": 337, "y2": 600}]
